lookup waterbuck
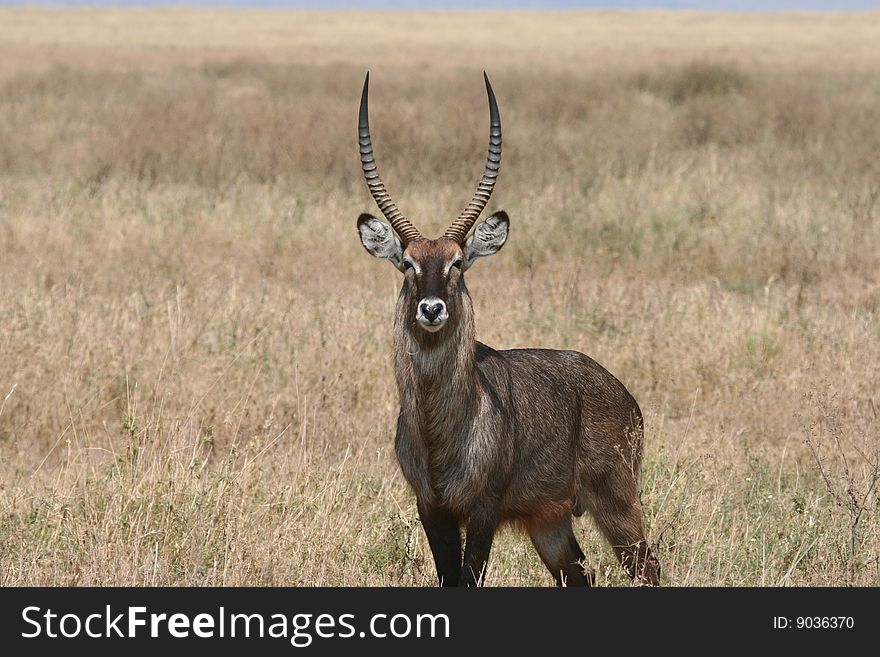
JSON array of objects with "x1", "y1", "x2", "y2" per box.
[{"x1": 356, "y1": 72, "x2": 660, "y2": 587}]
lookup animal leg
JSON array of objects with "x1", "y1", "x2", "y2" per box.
[
  {"x1": 460, "y1": 506, "x2": 497, "y2": 587},
  {"x1": 418, "y1": 502, "x2": 462, "y2": 587},
  {"x1": 529, "y1": 516, "x2": 594, "y2": 587},
  {"x1": 583, "y1": 476, "x2": 660, "y2": 585}
]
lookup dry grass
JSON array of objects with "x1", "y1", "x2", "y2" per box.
[{"x1": 1, "y1": 8, "x2": 879, "y2": 586}]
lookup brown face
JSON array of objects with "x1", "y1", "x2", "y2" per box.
[
  {"x1": 400, "y1": 239, "x2": 465, "y2": 333},
  {"x1": 357, "y1": 212, "x2": 510, "y2": 333}
]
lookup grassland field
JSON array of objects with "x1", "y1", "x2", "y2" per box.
[{"x1": 0, "y1": 8, "x2": 879, "y2": 585}]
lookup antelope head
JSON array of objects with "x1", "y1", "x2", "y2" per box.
[{"x1": 356, "y1": 72, "x2": 509, "y2": 337}]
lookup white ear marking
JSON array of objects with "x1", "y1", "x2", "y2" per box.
[
  {"x1": 462, "y1": 211, "x2": 509, "y2": 270},
  {"x1": 357, "y1": 215, "x2": 405, "y2": 271}
]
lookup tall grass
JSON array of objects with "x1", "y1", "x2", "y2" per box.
[{"x1": 0, "y1": 9, "x2": 878, "y2": 585}]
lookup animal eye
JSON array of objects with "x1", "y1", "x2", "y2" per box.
[
  {"x1": 402, "y1": 261, "x2": 414, "y2": 271},
  {"x1": 450, "y1": 260, "x2": 462, "y2": 270}
]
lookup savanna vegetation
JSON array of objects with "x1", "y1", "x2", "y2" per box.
[{"x1": 0, "y1": 8, "x2": 878, "y2": 585}]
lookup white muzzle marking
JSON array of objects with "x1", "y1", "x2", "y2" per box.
[{"x1": 416, "y1": 296, "x2": 448, "y2": 332}]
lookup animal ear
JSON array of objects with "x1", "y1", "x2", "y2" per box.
[
  {"x1": 462, "y1": 211, "x2": 509, "y2": 270},
  {"x1": 357, "y1": 213, "x2": 404, "y2": 271}
]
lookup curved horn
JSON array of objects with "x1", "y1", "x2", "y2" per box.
[
  {"x1": 359, "y1": 72, "x2": 422, "y2": 245},
  {"x1": 443, "y1": 71, "x2": 502, "y2": 243}
]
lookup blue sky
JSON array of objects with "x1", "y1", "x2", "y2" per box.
[{"x1": 1, "y1": 1, "x2": 878, "y2": 9}]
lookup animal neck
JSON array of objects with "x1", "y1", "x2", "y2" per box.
[{"x1": 393, "y1": 290, "x2": 478, "y2": 443}]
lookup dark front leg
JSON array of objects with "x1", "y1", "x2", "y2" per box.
[
  {"x1": 418, "y1": 502, "x2": 462, "y2": 587},
  {"x1": 460, "y1": 506, "x2": 498, "y2": 587}
]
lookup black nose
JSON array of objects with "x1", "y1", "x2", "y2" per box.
[{"x1": 420, "y1": 301, "x2": 443, "y2": 322}]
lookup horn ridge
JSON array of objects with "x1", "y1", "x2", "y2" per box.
[
  {"x1": 443, "y1": 71, "x2": 502, "y2": 243},
  {"x1": 358, "y1": 72, "x2": 422, "y2": 244}
]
